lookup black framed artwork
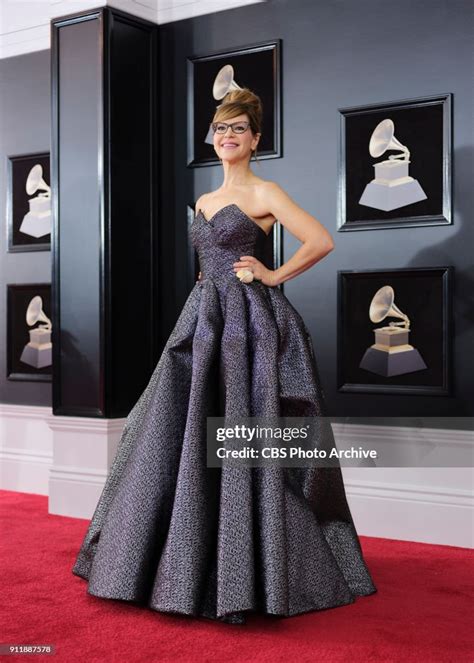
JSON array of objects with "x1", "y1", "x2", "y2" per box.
[
  {"x1": 337, "y1": 93, "x2": 452, "y2": 231},
  {"x1": 186, "y1": 39, "x2": 282, "y2": 168},
  {"x1": 187, "y1": 204, "x2": 284, "y2": 292},
  {"x1": 7, "y1": 283, "x2": 52, "y2": 381},
  {"x1": 7, "y1": 152, "x2": 51, "y2": 251},
  {"x1": 337, "y1": 267, "x2": 453, "y2": 395}
]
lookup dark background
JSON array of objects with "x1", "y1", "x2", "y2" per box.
[
  {"x1": 1, "y1": 0, "x2": 473, "y2": 420},
  {"x1": 345, "y1": 102, "x2": 444, "y2": 222},
  {"x1": 190, "y1": 43, "x2": 278, "y2": 163},
  {"x1": 7, "y1": 284, "x2": 52, "y2": 378},
  {"x1": 339, "y1": 269, "x2": 447, "y2": 388},
  {"x1": 10, "y1": 153, "x2": 51, "y2": 246}
]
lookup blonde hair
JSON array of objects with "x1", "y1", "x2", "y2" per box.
[{"x1": 212, "y1": 87, "x2": 263, "y2": 164}]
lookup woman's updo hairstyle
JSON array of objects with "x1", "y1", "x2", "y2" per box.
[{"x1": 212, "y1": 87, "x2": 263, "y2": 164}]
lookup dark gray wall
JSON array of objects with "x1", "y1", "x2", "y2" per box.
[
  {"x1": 160, "y1": 0, "x2": 473, "y2": 417},
  {"x1": 1, "y1": 0, "x2": 473, "y2": 419},
  {"x1": 0, "y1": 50, "x2": 51, "y2": 404}
]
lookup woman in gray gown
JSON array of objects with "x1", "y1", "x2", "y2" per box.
[{"x1": 72, "y1": 87, "x2": 377, "y2": 625}]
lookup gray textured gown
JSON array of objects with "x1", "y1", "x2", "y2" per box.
[{"x1": 72, "y1": 203, "x2": 377, "y2": 624}]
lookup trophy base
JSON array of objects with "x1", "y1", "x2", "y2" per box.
[
  {"x1": 359, "y1": 345, "x2": 427, "y2": 377},
  {"x1": 359, "y1": 178, "x2": 427, "y2": 211},
  {"x1": 19, "y1": 211, "x2": 52, "y2": 239},
  {"x1": 20, "y1": 343, "x2": 52, "y2": 369}
]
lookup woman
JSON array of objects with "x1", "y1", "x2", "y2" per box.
[
  {"x1": 72, "y1": 87, "x2": 377, "y2": 625},
  {"x1": 196, "y1": 96, "x2": 334, "y2": 288}
]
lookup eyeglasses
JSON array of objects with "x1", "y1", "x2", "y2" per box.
[{"x1": 211, "y1": 121, "x2": 250, "y2": 134}]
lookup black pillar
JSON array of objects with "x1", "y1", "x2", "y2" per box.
[{"x1": 51, "y1": 7, "x2": 158, "y2": 417}]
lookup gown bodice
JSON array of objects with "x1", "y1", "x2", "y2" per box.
[{"x1": 191, "y1": 203, "x2": 269, "y2": 285}]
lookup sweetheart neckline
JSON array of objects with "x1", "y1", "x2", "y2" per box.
[{"x1": 197, "y1": 203, "x2": 271, "y2": 237}]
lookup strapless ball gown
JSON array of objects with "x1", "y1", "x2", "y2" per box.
[{"x1": 72, "y1": 203, "x2": 377, "y2": 624}]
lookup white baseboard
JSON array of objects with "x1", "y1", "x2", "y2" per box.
[
  {"x1": 333, "y1": 423, "x2": 474, "y2": 548},
  {"x1": 342, "y1": 472, "x2": 473, "y2": 548},
  {"x1": 47, "y1": 412, "x2": 126, "y2": 519},
  {"x1": 1, "y1": 405, "x2": 472, "y2": 547},
  {"x1": 0, "y1": 404, "x2": 53, "y2": 494}
]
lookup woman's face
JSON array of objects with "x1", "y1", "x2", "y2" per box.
[{"x1": 213, "y1": 113, "x2": 260, "y2": 163}]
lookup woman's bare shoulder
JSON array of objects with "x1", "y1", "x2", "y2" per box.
[
  {"x1": 195, "y1": 192, "x2": 210, "y2": 214},
  {"x1": 256, "y1": 179, "x2": 288, "y2": 202}
]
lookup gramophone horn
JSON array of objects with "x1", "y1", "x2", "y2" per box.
[
  {"x1": 26, "y1": 295, "x2": 52, "y2": 330},
  {"x1": 213, "y1": 64, "x2": 243, "y2": 100},
  {"x1": 369, "y1": 285, "x2": 410, "y2": 328},
  {"x1": 26, "y1": 164, "x2": 51, "y2": 197},
  {"x1": 369, "y1": 119, "x2": 410, "y2": 160}
]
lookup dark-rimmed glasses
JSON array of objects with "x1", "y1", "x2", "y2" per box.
[{"x1": 211, "y1": 121, "x2": 250, "y2": 134}]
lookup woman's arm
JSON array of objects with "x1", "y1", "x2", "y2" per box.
[{"x1": 260, "y1": 181, "x2": 334, "y2": 287}]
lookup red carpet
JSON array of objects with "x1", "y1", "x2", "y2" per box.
[{"x1": 1, "y1": 489, "x2": 472, "y2": 663}]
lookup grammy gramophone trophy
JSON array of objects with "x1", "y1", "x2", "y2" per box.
[
  {"x1": 359, "y1": 119, "x2": 427, "y2": 212},
  {"x1": 359, "y1": 285, "x2": 427, "y2": 377},
  {"x1": 204, "y1": 64, "x2": 243, "y2": 145},
  {"x1": 19, "y1": 295, "x2": 52, "y2": 369},
  {"x1": 19, "y1": 164, "x2": 52, "y2": 238}
]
